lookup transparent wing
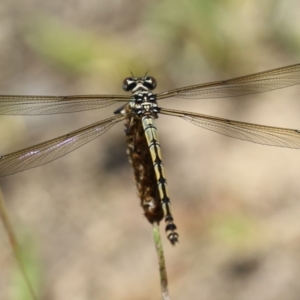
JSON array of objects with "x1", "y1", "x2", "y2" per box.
[
  {"x1": 0, "y1": 114, "x2": 125, "y2": 176},
  {"x1": 157, "y1": 63, "x2": 300, "y2": 99},
  {"x1": 0, "y1": 94, "x2": 130, "y2": 115},
  {"x1": 160, "y1": 108, "x2": 300, "y2": 148}
]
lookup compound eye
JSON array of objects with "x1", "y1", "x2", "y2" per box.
[
  {"x1": 143, "y1": 77, "x2": 157, "y2": 90},
  {"x1": 122, "y1": 78, "x2": 136, "y2": 91}
]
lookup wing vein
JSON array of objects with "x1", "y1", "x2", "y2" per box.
[
  {"x1": 0, "y1": 114, "x2": 125, "y2": 176},
  {"x1": 157, "y1": 63, "x2": 300, "y2": 100},
  {"x1": 160, "y1": 108, "x2": 300, "y2": 148}
]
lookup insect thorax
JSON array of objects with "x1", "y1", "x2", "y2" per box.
[{"x1": 130, "y1": 91, "x2": 160, "y2": 118}]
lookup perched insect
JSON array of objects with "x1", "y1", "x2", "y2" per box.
[{"x1": 0, "y1": 63, "x2": 300, "y2": 243}]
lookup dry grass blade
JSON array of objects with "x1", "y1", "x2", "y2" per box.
[
  {"x1": 0, "y1": 188, "x2": 37, "y2": 300},
  {"x1": 153, "y1": 223, "x2": 171, "y2": 300}
]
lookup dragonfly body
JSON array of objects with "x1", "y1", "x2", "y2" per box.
[
  {"x1": 1, "y1": 63, "x2": 300, "y2": 243},
  {"x1": 118, "y1": 77, "x2": 178, "y2": 244}
]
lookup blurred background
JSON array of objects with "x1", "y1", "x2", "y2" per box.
[{"x1": 0, "y1": 0, "x2": 300, "y2": 299}]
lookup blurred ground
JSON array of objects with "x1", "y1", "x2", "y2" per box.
[{"x1": 0, "y1": 0, "x2": 300, "y2": 299}]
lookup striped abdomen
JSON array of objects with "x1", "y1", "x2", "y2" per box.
[{"x1": 142, "y1": 115, "x2": 178, "y2": 245}]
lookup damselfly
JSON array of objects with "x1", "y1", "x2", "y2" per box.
[{"x1": 0, "y1": 63, "x2": 300, "y2": 244}]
